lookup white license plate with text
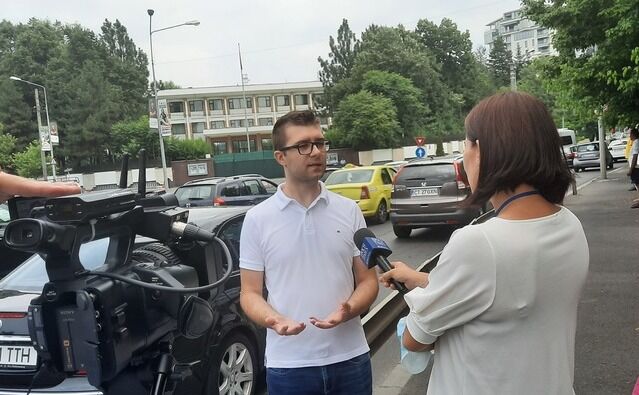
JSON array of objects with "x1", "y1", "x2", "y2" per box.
[
  {"x1": 411, "y1": 187, "x2": 438, "y2": 197},
  {"x1": 0, "y1": 345, "x2": 38, "y2": 368}
]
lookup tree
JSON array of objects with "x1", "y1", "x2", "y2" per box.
[
  {"x1": 0, "y1": 78, "x2": 34, "y2": 149},
  {"x1": 328, "y1": 91, "x2": 401, "y2": 150},
  {"x1": 110, "y1": 116, "x2": 159, "y2": 160},
  {"x1": 318, "y1": 19, "x2": 361, "y2": 113},
  {"x1": 156, "y1": 80, "x2": 181, "y2": 90},
  {"x1": 13, "y1": 140, "x2": 42, "y2": 178},
  {"x1": 0, "y1": 123, "x2": 17, "y2": 170},
  {"x1": 488, "y1": 36, "x2": 512, "y2": 87},
  {"x1": 164, "y1": 138, "x2": 210, "y2": 161},
  {"x1": 361, "y1": 70, "x2": 427, "y2": 143},
  {"x1": 523, "y1": 0, "x2": 639, "y2": 123}
]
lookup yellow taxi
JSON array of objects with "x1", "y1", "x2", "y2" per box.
[{"x1": 323, "y1": 165, "x2": 397, "y2": 223}]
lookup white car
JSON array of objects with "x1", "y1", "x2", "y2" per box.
[{"x1": 608, "y1": 139, "x2": 628, "y2": 162}]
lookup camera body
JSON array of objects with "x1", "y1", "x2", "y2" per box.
[{"x1": 4, "y1": 156, "x2": 220, "y2": 392}]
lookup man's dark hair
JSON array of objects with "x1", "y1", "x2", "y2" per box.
[
  {"x1": 630, "y1": 128, "x2": 639, "y2": 139},
  {"x1": 272, "y1": 110, "x2": 320, "y2": 150},
  {"x1": 464, "y1": 91, "x2": 574, "y2": 206}
]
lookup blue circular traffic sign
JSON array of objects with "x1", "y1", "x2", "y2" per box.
[{"x1": 415, "y1": 147, "x2": 426, "y2": 158}]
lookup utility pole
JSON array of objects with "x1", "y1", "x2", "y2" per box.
[
  {"x1": 34, "y1": 89, "x2": 48, "y2": 179},
  {"x1": 598, "y1": 113, "x2": 607, "y2": 179},
  {"x1": 239, "y1": 43, "x2": 251, "y2": 152}
]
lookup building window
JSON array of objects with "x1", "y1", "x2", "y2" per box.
[
  {"x1": 257, "y1": 96, "x2": 271, "y2": 108},
  {"x1": 210, "y1": 120, "x2": 225, "y2": 129},
  {"x1": 229, "y1": 119, "x2": 255, "y2": 128},
  {"x1": 294, "y1": 94, "x2": 309, "y2": 105},
  {"x1": 191, "y1": 122, "x2": 205, "y2": 134},
  {"x1": 228, "y1": 98, "x2": 252, "y2": 110},
  {"x1": 169, "y1": 101, "x2": 184, "y2": 113},
  {"x1": 258, "y1": 117, "x2": 273, "y2": 126},
  {"x1": 208, "y1": 99, "x2": 224, "y2": 111},
  {"x1": 275, "y1": 95, "x2": 290, "y2": 107},
  {"x1": 232, "y1": 139, "x2": 256, "y2": 153},
  {"x1": 261, "y1": 138, "x2": 273, "y2": 150},
  {"x1": 312, "y1": 94, "x2": 324, "y2": 108},
  {"x1": 212, "y1": 141, "x2": 227, "y2": 155},
  {"x1": 172, "y1": 123, "x2": 186, "y2": 135},
  {"x1": 189, "y1": 100, "x2": 204, "y2": 112}
]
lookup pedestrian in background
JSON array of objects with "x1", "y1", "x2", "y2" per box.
[
  {"x1": 627, "y1": 128, "x2": 639, "y2": 208},
  {"x1": 380, "y1": 92, "x2": 589, "y2": 395},
  {"x1": 239, "y1": 110, "x2": 378, "y2": 394}
]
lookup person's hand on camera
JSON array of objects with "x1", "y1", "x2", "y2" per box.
[
  {"x1": 310, "y1": 302, "x2": 352, "y2": 329},
  {"x1": 0, "y1": 172, "x2": 80, "y2": 204},
  {"x1": 265, "y1": 315, "x2": 306, "y2": 336},
  {"x1": 379, "y1": 261, "x2": 429, "y2": 291}
]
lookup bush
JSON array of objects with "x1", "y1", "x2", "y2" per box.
[
  {"x1": 164, "y1": 138, "x2": 210, "y2": 161},
  {"x1": 13, "y1": 141, "x2": 43, "y2": 178}
]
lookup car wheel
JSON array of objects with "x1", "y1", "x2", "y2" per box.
[
  {"x1": 207, "y1": 332, "x2": 258, "y2": 395},
  {"x1": 607, "y1": 161, "x2": 613, "y2": 170},
  {"x1": 374, "y1": 200, "x2": 389, "y2": 224},
  {"x1": 393, "y1": 225, "x2": 411, "y2": 238},
  {"x1": 574, "y1": 167, "x2": 581, "y2": 172}
]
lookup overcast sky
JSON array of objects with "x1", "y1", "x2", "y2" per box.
[{"x1": 7, "y1": 0, "x2": 521, "y2": 88}]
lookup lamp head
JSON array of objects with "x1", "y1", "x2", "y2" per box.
[
  {"x1": 185, "y1": 20, "x2": 200, "y2": 26},
  {"x1": 9, "y1": 76, "x2": 21, "y2": 81},
  {"x1": 147, "y1": 9, "x2": 154, "y2": 16}
]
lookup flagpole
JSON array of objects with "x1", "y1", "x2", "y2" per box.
[{"x1": 239, "y1": 43, "x2": 251, "y2": 152}]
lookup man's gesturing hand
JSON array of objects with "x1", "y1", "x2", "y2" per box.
[
  {"x1": 265, "y1": 315, "x2": 306, "y2": 336},
  {"x1": 309, "y1": 302, "x2": 352, "y2": 329},
  {"x1": 0, "y1": 172, "x2": 80, "y2": 204}
]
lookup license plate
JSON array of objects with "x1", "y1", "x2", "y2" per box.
[
  {"x1": 411, "y1": 187, "x2": 438, "y2": 197},
  {"x1": 0, "y1": 345, "x2": 38, "y2": 369},
  {"x1": 581, "y1": 153, "x2": 596, "y2": 159}
]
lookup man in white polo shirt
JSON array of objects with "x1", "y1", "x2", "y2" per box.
[{"x1": 239, "y1": 110, "x2": 378, "y2": 394}]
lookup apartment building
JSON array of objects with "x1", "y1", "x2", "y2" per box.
[
  {"x1": 484, "y1": 8, "x2": 556, "y2": 59},
  {"x1": 157, "y1": 81, "x2": 326, "y2": 155}
]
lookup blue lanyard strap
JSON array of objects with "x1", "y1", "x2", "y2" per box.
[{"x1": 494, "y1": 190, "x2": 540, "y2": 216}]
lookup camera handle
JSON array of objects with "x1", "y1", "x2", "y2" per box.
[{"x1": 151, "y1": 342, "x2": 174, "y2": 395}]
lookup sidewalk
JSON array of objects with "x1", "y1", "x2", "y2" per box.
[{"x1": 373, "y1": 168, "x2": 639, "y2": 394}]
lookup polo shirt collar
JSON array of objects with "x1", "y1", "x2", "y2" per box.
[{"x1": 274, "y1": 181, "x2": 330, "y2": 210}]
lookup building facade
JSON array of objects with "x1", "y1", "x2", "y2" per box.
[
  {"x1": 157, "y1": 81, "x2": 326, "y2": 155},
  {"x1": 484, "y1": 8, "x2": 556, "y2": 59}
]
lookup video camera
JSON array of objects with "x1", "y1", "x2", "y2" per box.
[{"x1": 3, "y1": 150, "x2": 232, "y2": 395}]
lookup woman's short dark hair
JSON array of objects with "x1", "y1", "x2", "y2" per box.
[
  {"x1": 272, "y1": 110, "x2": 320, "y2": 150},
  {"x1": 630, "y1": 128, "x2": 639, "y2": 139},
  {"x1": 464, "y1": 91, "x2": 573, "y2": 206}
]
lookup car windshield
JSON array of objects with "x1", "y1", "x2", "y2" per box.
[
  {"x1": 325, "y1": 169, "x2": 373, "y2": 185},
  {"x1": 395, "y1": 164, "x2": 456, "y2": 184},
  {"x1": 560, "y1": 136, "x2": 574, "y2": 146},
  {"x1": 0, "y1": 238, "x2": 110, "y2": 293},
  {"x1": 175, "y1": 185, "x2": 214, "y2": 203}
]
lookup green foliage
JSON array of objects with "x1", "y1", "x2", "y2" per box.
[
  {"x1": 13, "y1": 140, "x2": 42, "y2": 178},
  {"x1": 0, "y1": 18, "x2": 149, "y2": 171},
  {"x1": 0, "y1": 123, "x2": 17, "y2": 170},
  {"x1": 523, "y1": 0, "x2": 639, "y2": 124},
  {"x1": 156, "y1": 80, "x2": 181, "y2": 90},
  {"x1": 330, "y1": 91, "x2": 401, "y2": 150},
  {"x1": 110, "y1": 116, "x2": 159, "y2": 159},
  {"x1": 164, "y1": 138, "x2": 211, "y2": 161},
  {"x1": 488, "y1": 36, "x2": 512, "y2": 87},
  {"x1": 361, "y1": 71, "x2": 427, "y2": 143}
]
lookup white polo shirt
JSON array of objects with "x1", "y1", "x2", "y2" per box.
[{"x1": 239, "y1": 182, "x2": 370, "y2": 368}]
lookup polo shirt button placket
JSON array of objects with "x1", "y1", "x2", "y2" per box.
[{"x1": 303, "y1": 210, "x2": 314, "y2": 233}]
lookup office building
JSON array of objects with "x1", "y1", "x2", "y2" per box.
[
  {"x1": 484, "y1": 8, "x2": 556, "y2": 59},
  {"x1": 157, "y1": 81, "x2": 326, "y2": 155}
]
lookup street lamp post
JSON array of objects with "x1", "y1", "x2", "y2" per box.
[
  {"x1": 148, "y1": 9, "x2": 199, "y2": 188},
  {"x1": 10, "y1": 76, "x2": 56, "y2": 179}
]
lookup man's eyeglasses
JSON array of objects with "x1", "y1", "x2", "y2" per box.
[{"x1": 278, "y1": 140, "x2": 330, "y2": 155}]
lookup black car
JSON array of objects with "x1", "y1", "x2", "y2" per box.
[
  {"x1": 0, "y1": 206, "x2": 265, "y2": 395},
  {"x1": 175, "y1": 175, "x2": 278, "y2": 208}
]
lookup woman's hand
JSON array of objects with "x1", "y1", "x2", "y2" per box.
[{"x1": 379, "y1": 261, "x2": 429, "y2": 291}]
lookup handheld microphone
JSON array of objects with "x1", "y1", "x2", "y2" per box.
[{"x1": 354, "y1": 228, "x2": 409, "y2": 294}]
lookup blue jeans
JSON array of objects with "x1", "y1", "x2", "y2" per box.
[{"x1": 266, "y1": 352, "x2": 372, "y2": 395}]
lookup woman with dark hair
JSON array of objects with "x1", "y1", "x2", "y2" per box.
[{"x1": 380, "y1": 92, "x2": 589, "y2": 394}]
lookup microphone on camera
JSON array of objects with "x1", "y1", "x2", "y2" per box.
[{"x1": 354, "y1": 228, "x2": 408, "y2": 294}]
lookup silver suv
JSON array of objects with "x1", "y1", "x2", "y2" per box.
[{"x1": 390, "y1": 158, "x2": 483, "y2": 238}]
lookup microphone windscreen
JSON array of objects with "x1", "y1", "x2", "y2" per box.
[{"x1": 354, "y1": 228, "x2": 375, "y2": 250}]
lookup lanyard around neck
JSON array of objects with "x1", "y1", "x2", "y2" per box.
[{"x1": 494, "y1": 190, "x2": 540, "y2": 216}]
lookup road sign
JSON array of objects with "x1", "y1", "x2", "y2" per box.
[
  {"x1": 415, "y1": 136, "x2": 426, "y2": 146},
  {"x1": 39, "y1": 126, "x2": 51, "y2": 151},
  {"x1": 157, "y1": 99, "x2": 171, "y2": 137},
  {"x1": 415, "y1": 147, "x2": 426, "y2": 158},
  {"x1": 49, "y1": 121, "x2": 59, "y2": 145}
]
